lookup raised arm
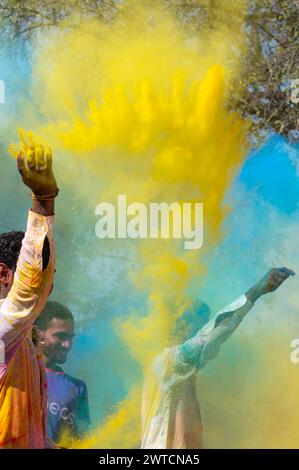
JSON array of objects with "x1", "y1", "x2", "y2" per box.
[
  {"x1": 0, "y1": 132, "x2": 59, "y2": 363},
  {"x1": 178, "y1": 267, "x2": 295, "y2": 370}
]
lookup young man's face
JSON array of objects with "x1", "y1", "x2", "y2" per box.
[{"x1": 41, "y1": 318, "x2": 75, "y2": 365}]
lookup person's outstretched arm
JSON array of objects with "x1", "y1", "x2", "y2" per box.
[
  {"x1": 0, "y1": 135, "x2": 59, "y2": 364},
  {"x1": 151, "y1": 267, "x2": 296, "y2": 388},
  {"x1": 176, "y1": 267, "x2": 295, "y2": 373}
]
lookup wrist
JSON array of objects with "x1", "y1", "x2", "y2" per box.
[
  {"x1": 245, "y1": 283, "x2": 265, "y2": 304},
  {"x1": 32, "y1": 188, "x2": 59, "y2": 200},
  {"x1": 31, "y1": 198, "x2": 55, "y2": 216},
  {"x1": 30, "y1": 187, "x2": 59, "y2": 216}
]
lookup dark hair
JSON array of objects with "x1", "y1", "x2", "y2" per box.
[
  {"x1": 0, "y1": 231, "x2": 50, "y2": 271},
  {"x1": 0, "y1": 231, "x2": 24, "y2": 269},
  {"x1": 171, "y1": 299, "x2": 211, "y2": 344},
  {"x1": 35, "y1": 301, "x2": 74, "y2": 330}
]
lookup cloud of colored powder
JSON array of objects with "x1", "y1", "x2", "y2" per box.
[{"x1": 12, "y1": 0, "x2": 299, "y2": 450}]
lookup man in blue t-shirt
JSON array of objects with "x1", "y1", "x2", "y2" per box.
[{"x1": 34, "y1": 301, "x2": 90, "y2": 444}]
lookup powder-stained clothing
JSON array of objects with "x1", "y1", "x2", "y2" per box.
[
  {"x1": 46, "y1": 366, "x2": 90, "y2": 443},
  {"x1": 141, "y1": 295, "x2": 253, "y2": 449},
  {"x1": 0, "y1": 210, "x2": 54, "y2": 448}
]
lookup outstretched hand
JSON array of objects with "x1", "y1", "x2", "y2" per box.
[
  {"x1": 10, "y1": 129, "x2": 58, "y2": 197},
  {"x1": 246, "y1": 267, "x2": 295, "y2": 303},
  {"x1": 258, "y1": 267, "x2": 295, "y2": 294}
]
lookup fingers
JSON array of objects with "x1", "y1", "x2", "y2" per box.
[
  {"x1": 17, "y1": 151, "x2": 27, "y2": 177},
  {"x1": 35, "y1": 144, "x2": 45, "y2": 170},
  {"x1": 268, "y1": 267, "x2": 295, "y2": 291},
  {"x1": 45, "y1": 145, "x2": 53, "y2": 172},
  {"x1": 27, "y1": 146, "x2": 35, "y2": 170},
  {"x1": 26, "y1": 144, "x2": 48, "y2": 172},
  {"x1": 275, "y1": 271, "x2": 288, "y2": 281},
  {"x1": 27, "y1": 131, "x2": 37, "y2": 148},
  {"x1": 11, "y1": 129, "x2": 57, "y2": 196},
  {"x1": 273, "y1": 267, "x2": 295, "y2": 282},
  {"x1": 277, "y1": 267, "x2": 296, "y2": 276},
  {"x1": 11, "y1": 129, "x2": 51, "y2": 172},
  {"x1": 273, "y1": 272, "x2": 288, "y2": 285}
]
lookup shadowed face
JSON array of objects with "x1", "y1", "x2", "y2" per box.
[
  {"x1": 0, "y1": 263, "x2": 15, "y2": 299},
  {"x1": 172, "y1": 300, "x2": 211, "y2": 344},
  {"x1": 41, "y1": 318, "x2": 75, "y2": 365}
]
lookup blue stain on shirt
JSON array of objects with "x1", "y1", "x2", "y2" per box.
[{"x1": 46, "y1": 366, "x2": 90, "y2": 443}]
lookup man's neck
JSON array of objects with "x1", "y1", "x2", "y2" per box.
[{"x1": 45, "y1": 359, "x2": 59, "y2": 370}]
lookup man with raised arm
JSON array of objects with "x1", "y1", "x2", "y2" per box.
[
  {"x1": 0, "y1": 132, "x2": 59, "y2": 448},
  {"x1": 141, "y1": 267, "x2": 295, "y2": 449}
]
